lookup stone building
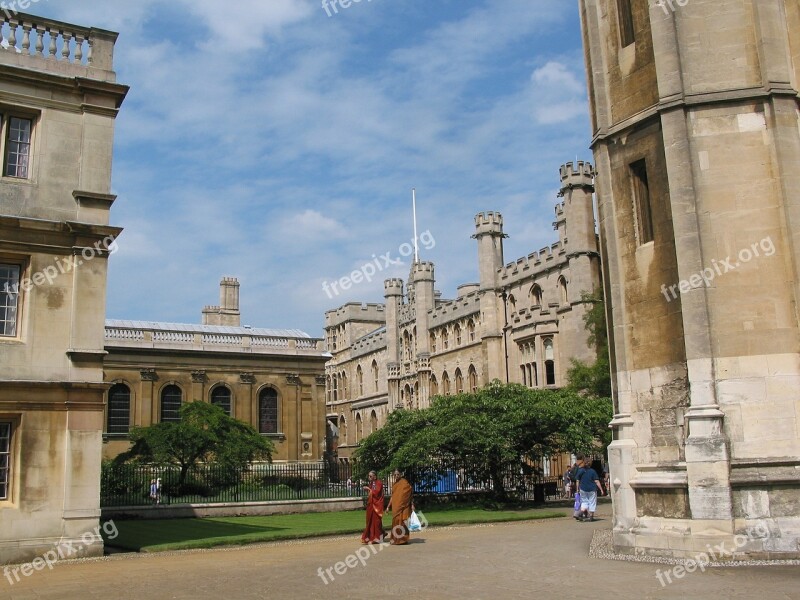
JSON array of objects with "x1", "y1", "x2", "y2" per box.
[
  {"x1": 325, "y1": 163, "x2": 602, "y2": 460},
  {"x1": 102, "y1": 277, "x2": 329, "y2": 462},
  {"x1": 580, "y1": 0, "x2": 800, "y2": 558},
  {"x1": 0, "y1": 14, "x2": 127, "y2": 563}
]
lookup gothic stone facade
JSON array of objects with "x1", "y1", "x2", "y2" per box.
[
  {"x1": 102, "y1": 278, "x2": 329, "y2": 462},
  {"x1": 581, "y1": 0, "x2": 800, "y2": 559},
  {"x1": 325, "y1": 163, "x2": 602, "y2": 460},
  {"x1": 0, "y1": 14, "x2": 127, "y2": 564}
]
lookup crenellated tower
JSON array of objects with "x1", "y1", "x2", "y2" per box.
[
  {"x1": 473, "y1": 212, "x2": 506, "y2": 382},
  {"x1": 383, "y1": 278, "x2": 404, "y2": 411}
]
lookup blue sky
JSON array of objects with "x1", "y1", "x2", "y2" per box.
[{"x1": 46, "y1": 0, "x2": 592, "y2": 336}]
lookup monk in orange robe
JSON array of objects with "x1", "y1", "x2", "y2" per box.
[
  {"x1": 386, "y1": 469, "x2": 414, "y2": 545},
  {"x1": 361, "y1": 471, "x2": 385, "y2": 544}
]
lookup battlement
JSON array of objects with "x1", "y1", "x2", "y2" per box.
[
  {"x1": 221, "y1": 276, "x2": 239, "y2": 285},
  {"x1": 475, "y1": 211, "x2": 503, "y2": 230},
  {"x1": 384, "y1": 278, "x2": 405, "y2": 296},
  {"x1": 203, "y1": 305, "x2": 220, "y2": 312},
  {"x1": 412, "y1": 261, "x2": 435, "y2": 281},
  {"x1": 324, "y1": 302, "x2": 386, "y2": 326},
  {"x1": 498, "y1": 241, "x2": 568, "y2": 281},
  {"x1": 559, "y1": 161, "x2": 594, "y2": 190}
]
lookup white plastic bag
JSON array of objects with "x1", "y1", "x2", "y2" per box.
[{"x1": 407, "y1": 510, "x2": 422, "y2": 532}]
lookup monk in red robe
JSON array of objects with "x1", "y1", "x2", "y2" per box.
[
  {"x1": 387, "y1": 469, "x2": 414, "y2": 545},
  {"x1": 361, "y1": 471, "x2": 385, "y2": 544}
]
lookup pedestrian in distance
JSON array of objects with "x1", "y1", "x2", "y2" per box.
[
  {"x1": 575, "y1": 454, "x2": 603, "y2": 522},
  {"x1": 361, "y1": 470, "x2": 385, "y2": 544},
  {"x1": 386, "y1": 469, "x2": 414, "y2": 545}
]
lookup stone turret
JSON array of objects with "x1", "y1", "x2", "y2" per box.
[
  {"x1": 473, "y1": 212, "x2": 506, "y2": 291},
  {"x1": 559, "y1": 161, "x2": 597, "y2": 254},
  {"x1": 202, "y1": 277, "x2": 241, "y2": 326}
]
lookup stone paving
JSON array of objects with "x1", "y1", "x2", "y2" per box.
[{"x1": 3, "y1": 505, "x2": 797, "y2": 599}]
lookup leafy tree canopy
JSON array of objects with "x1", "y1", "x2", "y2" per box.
[
  {"x1": 354, "y1": 381, "x2": 612, "y2": 497},
  {"x1": 114, "y1": 401, "x2": 274, "y2": 484}
]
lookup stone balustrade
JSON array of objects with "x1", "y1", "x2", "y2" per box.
[
  {"x1": 104, "y1": 323, "x2": 325, "y2": 355},
  {"x1": 0, "y1": 12, "x2": 118, "y2": 72}
]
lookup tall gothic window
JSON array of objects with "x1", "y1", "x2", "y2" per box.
[
  {"x1": 631, "y1": 159, "x2": 654, "y2": 245},
  {"x1": 616, "y1": 0, "x2": 635, "y2": 47}
]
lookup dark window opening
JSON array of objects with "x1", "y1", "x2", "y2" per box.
[
  {"x1": 107, "y1": 383, "x2": 131, "y2": 434},
  {"x1": 631, "y1": 159, "x2": 654, "y2": 244},
  {"x1": 617, "y1": 0, "x2": 635, "y2": 47}
]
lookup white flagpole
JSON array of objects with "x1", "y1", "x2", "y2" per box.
[{"x1": 412, "y1": 188, "x2": 419, "y2": 263}]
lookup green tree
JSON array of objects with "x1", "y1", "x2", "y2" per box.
[
  {"x1": 114, "y1": 401, "x2": 274, "y2": 489},
  {"x1": 354, "y1": 381, "x2": 612, "y2": 499},
  {"x1": 567, "y1": 290, "x2": 612, "y2": 398}
]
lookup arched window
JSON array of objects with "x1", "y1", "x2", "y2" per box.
[
  {"x1": 454, "y1": 324, "x2": 462, "y2": 346},
  {"x1": 430, "y1": 332, "x2": 437, "y2": 353},
  {"x1": 468, "y1": 365, "x2": 478, "y2": 392},
  {"x1": 530, "y1": 284, "x2": 543, "y2": 306},
  {"x1": 467, "y1": 319, "x2": 476, "y2": 342},
  {"x1": 211, "y1": 386, "x2": 232, "y2": 416},
  {"x1": 332, "y1": 374, "x2": 338, "y2": 402},
  {"x1": 356, "y1": 413, "x2": 363, "y2": 442},
  {"x1": 508, "y1": 294, "x2": 517, "y2": 312},
  {"x1": 339, "y1": 415, "x2": 347, "y2": 446},
  {"x1": 442, "y1": 329, "x2": 449, "y2": 350},
  {"x1": 107, "y1": 383, "x2": 130, "y2": 434},
  {"x1": 258, "y1": 387, "x2": 279, "y2": 434},
  {"x1": 370, "y1": 410, "x2": 378, "y2": 434},
  {"x1": 455, "y1": 368, "x2": 464, "y2": 394},
  {"x1": 357, "y1": 365, "x2": 364, "y2": 397},
  {"x1": 544, "y1": 338, "x2": 556, "y2": 386},
  {"x1": 442, "y1": 371, "x2": 451, "y2": 395},
  {"x1": 558, "y1": 277, "x2": 568, "y2": 305},
  {"x1": 430, "y1": 374, "x2": 438, "y2": 397},
  {"x1": 371, "y1": 360, "x2": 379, "y2": 391},
  {"x1": 160, "y1": 384, "x2": 182, "y2": 423}
]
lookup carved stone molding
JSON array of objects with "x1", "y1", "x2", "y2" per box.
[
  {"x1": 286, "y1": 374, "x2": 301, "y2": 386},
  {"x1": 239, "y1": 372, "x2": 256, "y2": 384},
  {"x1": 140, "y1": 368, "x2": 158, "y2": 382},
  {"x1": 191, "y1": 370, "x2": 207, "y2": 383}
]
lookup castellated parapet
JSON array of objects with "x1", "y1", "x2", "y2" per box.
[
  {"x1": 474, "y1": 211, "x2": 504, "y2": 236},
  {"x1": 559, "y1": 160, "x2": 594, "y2": 190},
  {"x1": 384, "y1": 278, "x2": 405, "y2": 297},
  {"x1": 351, "y1": 327, "x2": 388, "y2": 359},
  {"x1": 497, "y1": 242, "x2": 566, "y2": 286},
  {"x1": 411, "y1": 261, "x2": 435, "y2": 281},
  {"x1": 429, "y1": 290, "x2": 481, "y2": 328},
  {"x1": 324, "y1": 302, "x2": 386, "y2": 327}
]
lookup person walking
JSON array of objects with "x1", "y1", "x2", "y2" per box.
[
  {"x1": 575, "y1": 454, "x2": 603, "y2": 521},
  {"x1": 386, "y1": 469, "x2": 414, "y2": 545},
  {"x1": 361, "y1": 471, "x2": 385, "y2": 544}
]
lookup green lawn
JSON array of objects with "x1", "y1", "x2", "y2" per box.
[{"x1": 103, "y1": 505, "x2": 567, "y2": 552}]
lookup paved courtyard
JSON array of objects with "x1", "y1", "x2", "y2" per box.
[{"x1": 4, "y1": 506, "x2": 797, "y2": 600}]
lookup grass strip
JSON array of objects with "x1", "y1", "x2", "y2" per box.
[{"x1": 105, "y1": 506, "x2": 568, "y2": 553}]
